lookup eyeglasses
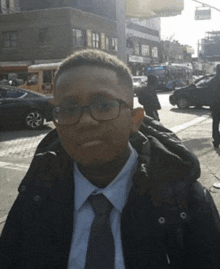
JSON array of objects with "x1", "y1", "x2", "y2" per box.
[{"x1": 52, "y1": 98, "x2": 132, "y2": 125}]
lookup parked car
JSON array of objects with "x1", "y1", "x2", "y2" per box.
[
  {"x1": 169, "y1": 74, "x2": 215, "y2": 109},
  {"x1": 0, "y1": 86, "x2": 53, "y2": 129},
  {"x1": 132, "y1": 76, "x2": 148, "y2": 96}
]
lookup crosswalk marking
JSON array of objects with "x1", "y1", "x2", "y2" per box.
[
  {"x1": 170, "y1": 115, "x2": 210, "y2": 133},
  {"x1": 0, "y1": 114, "x2": 211, "y2": 161},
  {"x1": 0, "y1": 161, "x2": 29, "y2": 171},
  {"x1": 0, "y1": 134, "x2": 47, "y2": 158}
]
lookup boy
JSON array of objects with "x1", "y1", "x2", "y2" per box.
[{"x1": 1, "y1": 49, "x2": 220, "y2": 269}]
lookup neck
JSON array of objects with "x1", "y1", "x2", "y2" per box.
[{"x1": 76, "y1": 146, "x2": 131, "y2": 188}]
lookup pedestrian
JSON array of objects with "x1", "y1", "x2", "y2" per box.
[
  {"x1": 210, "y1": 64, "x2": 220, "y2": 148},
  {"x1": 1, "y1": 49, "x2": 220, "y2": 269},
  {"x1": 138, "y1": 74, "x2": 161, "y2": 121}
]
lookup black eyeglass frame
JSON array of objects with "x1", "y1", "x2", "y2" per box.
[{"x1": 52, "y1": 98, "x2": 133, "y2": 125}]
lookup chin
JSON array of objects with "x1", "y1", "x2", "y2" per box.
[
  {"x1": 73, "y1": 154, "x2": 112, "y2": 167},
  {"x1": 69, "y1": 148, "x2": 124, "y2": 167}
]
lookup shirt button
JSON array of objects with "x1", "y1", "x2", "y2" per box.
[
  {"x1": 21, "y1": 185, "x2": 26, "y2": 192},
  {"x1": 158, "y1": 217, "x2": 165, "y2": 224},
  {"x1": 180, "y1": 212, "x2": 187, "y2": 219},
  {"x1": 34, "y1": 195, "x2": 40, "y2": 202}
]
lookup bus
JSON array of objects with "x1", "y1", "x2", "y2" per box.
[
  {"x1": 19, "y1": 62, "x2": 61, "y2": 95},
  {"x1": 146, "y1": 63, "x2": 193, "y2": 91}
]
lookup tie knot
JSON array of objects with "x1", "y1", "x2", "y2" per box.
[{"x1": 88, "y1": 194, "x2": 113, "y2": 216}]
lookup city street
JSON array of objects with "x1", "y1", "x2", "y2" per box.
[{"x1": 1, "y1": 92, "x2": 219, "y2": 234}]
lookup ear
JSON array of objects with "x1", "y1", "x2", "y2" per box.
[
  {"x1": 48, "y1": 98, "x2": 58, "y2": 127},
  {"x1": 130, "y1": 107, "x2": 144, "y2": 133}
]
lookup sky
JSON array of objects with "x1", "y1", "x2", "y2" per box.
[{"x1": 160, "y1": 0, "x2": 220, "y2": 57}]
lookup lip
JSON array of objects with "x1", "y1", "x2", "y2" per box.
[
  {"x1": 77, "y1": 139, "x2": 104, "y2": 148},
  {"x1": 80, "y1": 140, "x2": 103, "y2": 147}
]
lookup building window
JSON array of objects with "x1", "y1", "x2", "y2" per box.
[
  {"x1": 3, "y1": 32, "x2": 17, "y2": 48},
  {"x1": 100, "y1": 33, "x2": 105, "y2": 50},
  {"x1": 141, "y1": 45, "x2": 150, "y2": 56},
  {"x1": 86, "y1": 29, "x2": 92, "y2": 47},
  {"x1": 112, "y1": 37, "x2": 118, "y2": 51},
  {"x1": 39, "y1": 28, "x2": 50, "y2": 46},
  {"x1": 152, "y1": 47, "x2": 158, "y2": 58},
  {"x1": 1, "y1": 0, "x2": 20, "y2": 14},
  {"x1": 92, "y1": 33, "x2": 100, "y2": 48},
  {"x1": 106, "y1": 37, "x2": 109, "y2": 50},
  {"x1": 134, "y1": 43, "x2": 139, "y2": 55},
  {"x1": 73, "y1": 28, "x2": 84, "y2": 46},
  {"x1": 6, "y1": 0, "x2": 10, "y2": 9}
]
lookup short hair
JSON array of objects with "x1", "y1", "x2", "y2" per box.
[{"x1": 54, "y1": 49, "x2": 133, "y2": 91}]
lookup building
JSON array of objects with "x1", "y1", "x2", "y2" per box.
[
  {"x1": 0, "y1": 0, "x2": 119, "y2": 80},
  {"x1": 125, "y1": 0, "x2": 184, "y2": 75},
  {"x1": 160, "y1": 40, "x2": 194, "y2": 63},
  {"x1": 0, "y1": 0, "x2": 184, "y2": 80},
  {"x1": 126, "y1": 17, "x2": 160, "y2": 75},
  {"x1": 199, "y1": 31, "x2": 220, "y2": 62}
]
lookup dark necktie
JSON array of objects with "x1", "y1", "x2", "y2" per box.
[{"x1": 85, "y1": 194, "x2": 115, "y2": 269}]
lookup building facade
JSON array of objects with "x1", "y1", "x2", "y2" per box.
[
  {"x1": 126, "y1": 17, "x2": 160, "y2": 75},
  {"x1": 199, "y1": 31, "x2": 220, "y2": 62},
  {"x1": 0, "y1": 0, "x2": 184, "y2": 80},
  {"x1": 0, "y1": 0, "x2": 119, "y2": 80}
]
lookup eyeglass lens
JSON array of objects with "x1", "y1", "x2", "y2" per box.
[{"x1": 53, "y1": 99, "x2": 121, "y2": 124}]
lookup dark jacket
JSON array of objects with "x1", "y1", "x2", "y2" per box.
[
  {"x1": 209, "y1": 75, "x2": 220, "y2": 112},
  {"x1": 1, "y1": 117, "x2": 220, "y2": 269},
  {"x1": 138, "y1": 84, "x2": 161, "y2": 111}
]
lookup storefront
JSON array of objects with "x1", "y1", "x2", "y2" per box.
[
  {"x1": 0, "y1": 61, "x2": 31, "y2": 81},
  {"x1": 128, "y1": 55, "x2": 151, "y2": 75}
]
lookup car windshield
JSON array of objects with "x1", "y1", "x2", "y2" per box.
[{"x1": 0, "y1": 88, "x2": 26, "y2": 98}]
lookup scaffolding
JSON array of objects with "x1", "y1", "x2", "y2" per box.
[{"x1": 199, "y1": 31, "x2": 220, "y2": 61}]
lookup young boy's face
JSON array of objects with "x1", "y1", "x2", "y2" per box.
[{"x1": 52, "y1": 65, "x2": 143, "y2": 166}]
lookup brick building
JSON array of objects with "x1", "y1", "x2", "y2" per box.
[{"x1": 0, "y1": 0, "x2": 120, "y2": 80}]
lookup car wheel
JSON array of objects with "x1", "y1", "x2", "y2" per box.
[
  {"x1": 24, "y1": 110, "x2": 44, "y2": 130},
  {"x1": 176, "y1": 97, "x2": 189, "y2": 109}
]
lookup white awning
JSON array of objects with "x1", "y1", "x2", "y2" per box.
[{"x1": 126, "y1": 0, "x2": 184, "y2": 18}]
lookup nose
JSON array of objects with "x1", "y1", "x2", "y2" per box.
[{"x1": 77, "y1": 107, "x2": 99, "y2": 126}]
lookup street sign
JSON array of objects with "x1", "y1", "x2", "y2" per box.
[{"x1": 195, "y1": 8, "x2": 211, "y2": 20}]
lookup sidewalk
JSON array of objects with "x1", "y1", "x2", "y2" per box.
[{"x1": 174, "y1": 116, "x2": 220, "y2": 213}]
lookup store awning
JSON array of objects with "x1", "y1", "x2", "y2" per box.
[{"x1": 126, "y1": 0, "x2": 184, "y2": 18}]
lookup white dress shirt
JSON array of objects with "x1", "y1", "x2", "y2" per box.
[{"x1": 67, "y1": 144, "x2": 138, "y2": 269}]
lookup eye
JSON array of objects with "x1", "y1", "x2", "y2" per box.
[
  {"x1": 95, "y1": 100, "x2": 114, "y2": 112},
  {"x1": 54, "y1": 104, "x2": 79, "y2": 114}
]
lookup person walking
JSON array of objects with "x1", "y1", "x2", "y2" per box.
[
  {"x1": 210, "y1": 64, "x2": 220, "y2": 148},
  {"x1": 137, "y1": 74, "x2": 161, "y2": 121}
]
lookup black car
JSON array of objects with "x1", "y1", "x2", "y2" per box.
[
  {"x1": 0, "y1": 86, "x2": 53, "y2": 129},
  {"x1": 169, "y1": 74, "x2": 215, "y2": 109}
]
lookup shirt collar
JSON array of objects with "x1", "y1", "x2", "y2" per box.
[{"x1": 74, "y1": 143, "x2": 138, "y2": 212}]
